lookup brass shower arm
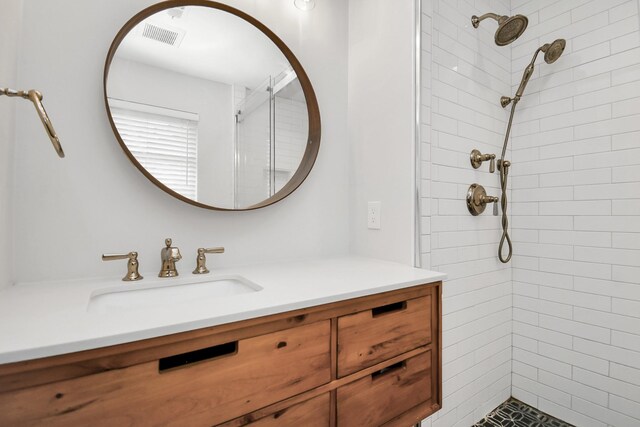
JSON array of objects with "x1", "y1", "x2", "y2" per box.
[
  {"x1": 471, "y1": 13, "x2": 505, "y2": 27},
  {"x1": 0, "y1": 87, "x2": 65, "y2": 158}
]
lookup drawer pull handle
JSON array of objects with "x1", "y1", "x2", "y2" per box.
[
  {"x1": 372, "y1": 301, "x2": 407, "y2": 317},
  {"x1": 371, "y1": 361, "x2": 406, "y2": 380},
  {"x1": 159, "y1": 341, "x2": 238, "y2": 372}
]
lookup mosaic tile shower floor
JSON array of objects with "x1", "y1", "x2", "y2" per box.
[{"x1": 473, "y1": 398, "x2": 574, "y2": 427}]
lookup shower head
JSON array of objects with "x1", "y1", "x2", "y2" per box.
[
  {"x1": 502, "y1": 39, "x2": 567, "y2": 106},
  {"x1": 471, "y1": 13, "x2": 528, "y2": 46},
  {"x1": 542, "y1": 39, "x2": 566, "y2": 64}
]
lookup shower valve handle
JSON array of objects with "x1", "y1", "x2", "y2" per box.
[
  {"x1": 470, "y1": 150, "x2": 496, "y2": 173},
  {"x1": 482, "y1": 195, "x2": 499, "y2": 203},
  {"x1": 481, "y1": 195, "x2": 500, "y2": 217},
  {"x1": 467, "y1": 184, "x2": 499, "y2": 216}
]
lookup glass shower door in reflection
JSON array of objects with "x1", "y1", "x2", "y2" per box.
[{"x1": 234, "y1": 69, "x2": 309, "y2": 209}]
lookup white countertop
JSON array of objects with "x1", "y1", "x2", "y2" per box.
[{"x1": 0, "y1": 257, "x2": 445, "y2": 365}]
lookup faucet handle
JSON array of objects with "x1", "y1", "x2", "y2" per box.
[
  {"x1": 102, "y1": 252, "x2": 143, "y2": 282},
  {"x1": 470, "y1": 149, "x2": 497, "y2": 173},
  {"x1": 193, "y1": 247, "x2": 225, "y2": 275}
]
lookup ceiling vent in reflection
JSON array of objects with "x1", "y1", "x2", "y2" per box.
[{"x1": 141, "y1": 23, "x2": 185, "y2": 47}]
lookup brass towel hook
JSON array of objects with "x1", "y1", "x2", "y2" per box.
[{"x1": 1, "y1": 87, "x2": 65, "y2": 158}]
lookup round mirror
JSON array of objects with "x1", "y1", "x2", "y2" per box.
[{"x1": 104, "y1": 1, "x2": 320, "y2": 210}]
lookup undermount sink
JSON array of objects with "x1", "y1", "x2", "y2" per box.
[{"x1": 88, "y1": 275, "x2": 262, "y2": 313}]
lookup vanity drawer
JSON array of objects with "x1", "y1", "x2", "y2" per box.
[
  {"x1": 337, "y1": 351, "x2": 432, "y2": 427},
  {"x1": 337, "y1": 295, "x2": 432, "y2": 377},
  {"x1": 229, "y1": 393, "x2": 330, "y2": 427},
  {"x1": 0, "y1": 321, "x2": 331, "y2": 427}
]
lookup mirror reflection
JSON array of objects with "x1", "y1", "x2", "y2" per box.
[{"x1": 106, "y1": 5, "x2": 310, "y2": 209}]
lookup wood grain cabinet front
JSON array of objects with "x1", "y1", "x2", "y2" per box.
[
  {"x1": 225, "y1": 393, "x2": 331, "y2": 427},
  {"x1": 0, "y1": 321, "x2": 331, "y2": 427},
  {"x1": 0, "y1": 282, "x2": 441, "y2": 427},
  {"x1": 337, "y1": 295, "x2": 432, "y2": 377},
  {"x1": 337, "y1": 351, "x2": 432, "y2": 427}
]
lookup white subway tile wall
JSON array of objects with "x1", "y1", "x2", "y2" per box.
[
  {"x1": 421, "y1": 0, "x2": 640, "y2": 426},
  {"x1": 420, "y1": 0, "x2": 513, "y2": 425},
  {"x1": 510, "y1": 0, "x2": 640, "y2": 426}
]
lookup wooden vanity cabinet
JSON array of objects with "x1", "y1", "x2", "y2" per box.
[
  {"x1": 0, "y1": 282, "x2": 441, "y2": 427},
  {"x1": 337, "y1": 351, "x2": 433, "y2": 426},
  {"x1": 337, "y1": 295, "x2": 432, "y2": 377}
]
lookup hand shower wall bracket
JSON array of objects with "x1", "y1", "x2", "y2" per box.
[{"x1": 500, "y1": 96, "x2": 517, "y2": 108}]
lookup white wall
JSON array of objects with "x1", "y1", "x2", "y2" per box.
[
  {"x1": 509, "y1": 1, "x2": 640, "y2": 426},
  {"x1": 348, "y1": 0, "x2": 416, "y2": 265},
  {"x1": 108, "y1": 57, "x2": 234, "y2": 207},
  {"x1": 12, "y1": 0, "x2": 349, "y2": 283},
  {"x1": 420, "y1": 0, "x2": 514, "y2": 425},
  {"x1": 0, "y1": 0, "x2": 23, "y2": 290}
]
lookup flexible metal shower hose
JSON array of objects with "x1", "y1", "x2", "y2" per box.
[
  {"x1": 499, "y1": 166, "x2": 513, "y2": 263},
  {"x1": 497, "y1": 101, "x2": 518, "y2": 263}
]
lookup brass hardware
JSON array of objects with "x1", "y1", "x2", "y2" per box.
[
  {"x1": 493, "y1": 39, "x2": 565, "y2": 263},
  {"x1": 470, "y1": 149, "x2": 496, "y2": 173},
  {"x1": 498, "y1": 158, "x2": 513, "y2": 263},
  {"x1": 471, "y1": 13, "x2": 528, "y2": 46},
  {"x1": 102, "y1": 252, "x2": 143, "y2": 281},
  {"x1": 542, "y1": 39, "x2": 566, "y2": 64},
  {"x1": 193, "y1": 247, "x2": 225, "y2": 275},
  {"x1": 0, "y1": 88, "x2": 65, "y2": 158},
  {"x1": 159, "y1": 238, "x2": 182, "y2": 278},
  {"x1": 467, "y1": 184, "x2": 499, "y2": 216},
  {"x1": 497, "y1": 159, "x2": 511, "y2": 173},
  {"x1": 510, "y1": 39, "x2": 566, "y2": 103}
]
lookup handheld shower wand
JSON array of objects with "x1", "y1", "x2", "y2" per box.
[
  {"x1": 1, "y1": 88, "x2": 65, "y2": 158},
  {"x1": 501, "y1": 39, "x2": 566, "y2": 108},
  {"x1": 496, "y1": 39, "x2": 566, "y2": 263}
]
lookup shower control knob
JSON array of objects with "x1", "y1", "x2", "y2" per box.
[
  {"x1": 467, "y1": 183, "x2": 499, "y2": 216},
  {"x1": 470, "y1": 149, "x2": 496, "y2": 173}
]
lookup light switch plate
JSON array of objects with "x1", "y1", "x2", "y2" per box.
[{"x1": 368, "y1": 201, "x2": 381, "y2": 230}]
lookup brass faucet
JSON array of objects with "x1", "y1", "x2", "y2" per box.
[
  {"x1": 193, "y1": 247, "x2": 225, "y2": 275},
  {"x1": 102, "y1": 251, "x2": 143, "y2": 281},
  {"x1": 159, "y1": 238, "x2": 182, "y2": 277}
]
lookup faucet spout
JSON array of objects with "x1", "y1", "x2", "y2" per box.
[{"x1": 159, "y1": 238, "x2": 182, "y2": 277}]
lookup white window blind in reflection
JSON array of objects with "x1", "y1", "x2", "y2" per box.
[{"x1": 109, "y1": 99, "x2": 198, "y2": 200}]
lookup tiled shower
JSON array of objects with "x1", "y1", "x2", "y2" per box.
[{"x1": 419, "y1": 0, "x2": 640, "y2": 426}]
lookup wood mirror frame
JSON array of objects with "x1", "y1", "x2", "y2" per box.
[{"x1": 103, "y1": 0, "x2": 321, "y2": 211}]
